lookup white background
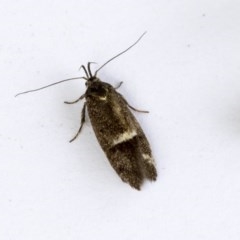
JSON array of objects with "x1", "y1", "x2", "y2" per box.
[{"x1": 1, "y1": 0, "x2": 240, "y2": 239}]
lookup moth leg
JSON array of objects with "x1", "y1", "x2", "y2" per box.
[
  {"x1": 118, "y1": 92, "x2": 149, "y2": 113},
  {"x1": 122, "y1": 96, "x2": 149, "y2": 113},
  {"x1": 69, "y1": 102, "x2": 87, "y2": 143},
  {"x1": 114, "y1": 81, "x2": 123, "y2": 89},
  {"x1": 64, "y1": 94, "x2": 85, "y2": 104},
  {"x1": 127, "y1": 104, "x2": 149, "y2": 113}
]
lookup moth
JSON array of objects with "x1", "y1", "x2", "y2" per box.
[{"x1": 16, "y1": 33, "x2": 157, "y2": 190}]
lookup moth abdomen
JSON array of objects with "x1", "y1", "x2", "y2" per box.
[
  {"x1": 106, "y1": 136, "x2": 144, "y2": 190},
  {"x1": 105, "y1": 131, "x2": 157, "y2": 190}
]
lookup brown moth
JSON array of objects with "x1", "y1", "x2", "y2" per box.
[{"x1": 15, "y1": 33, "x2": 157, "y2": 190}]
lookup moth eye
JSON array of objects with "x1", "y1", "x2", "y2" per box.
[{"x1": 90, "y1": 86, "x2": 98, "y2": 92}]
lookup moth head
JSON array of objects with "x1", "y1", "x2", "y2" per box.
[
  {"x1": 86, "y1": 80, "x2": 109, "y2": 100},
  {"x1": 85, "y1": 76, "x2": 100, "y2": 87}
]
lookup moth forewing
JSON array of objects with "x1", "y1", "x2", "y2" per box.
[{"x1": 85, "y1": 80, "x2": 157, "y2": 190}]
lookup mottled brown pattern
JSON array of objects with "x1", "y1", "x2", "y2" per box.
[
  {"x1": 15, "y1": 33, "x2": 155, "y2": 190},
  {"x1": 85, "y1": 79, "x2": 157, "y2": 190}
]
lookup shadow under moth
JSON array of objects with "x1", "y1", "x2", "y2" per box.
[{"x1": 16, "y1": 32, "x2": 157, "y2": 190}]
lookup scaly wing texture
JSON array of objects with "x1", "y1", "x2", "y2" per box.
[{"x1": 86, "y1": 82, "x2": 157, "y2": 189}]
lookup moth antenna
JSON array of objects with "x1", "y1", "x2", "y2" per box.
[
  {"x1": 15, "y1": 77, "x2": 86, "y2": 97},
  {"x1": 94, "y1": 31, "x2": 147, "y2": 76}
]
